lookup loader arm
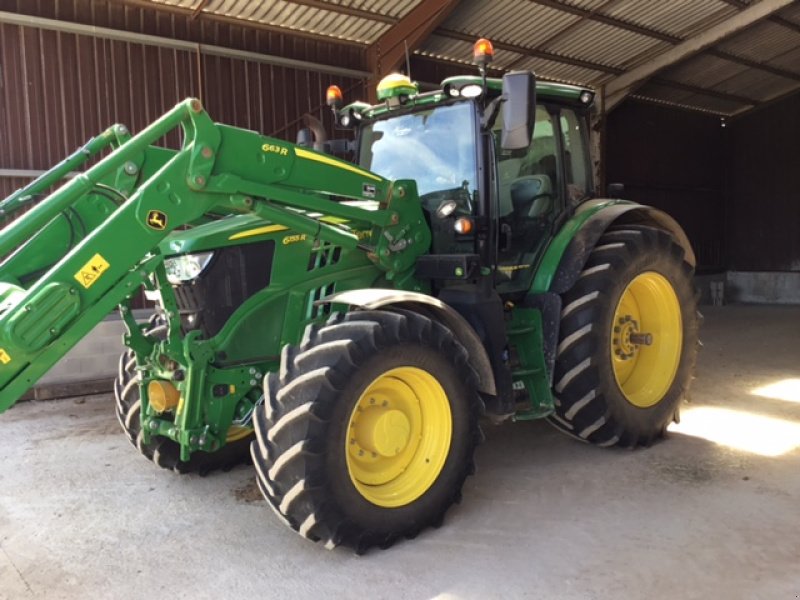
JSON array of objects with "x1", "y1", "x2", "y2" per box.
[{"x1": 0, "y1": 98, "x2": 430, "y2": 412}]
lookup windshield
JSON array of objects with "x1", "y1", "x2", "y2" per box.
[{"x1": 358, "y1": 102, "x2": 478, "y2": 202}]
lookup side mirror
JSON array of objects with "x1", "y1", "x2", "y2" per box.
[
  {"x1": 501, "y1": 71, "x2": 536, "y2": 151},
  {"x1": 607, "y1": 182, "x2": 625, "y2": 198}
]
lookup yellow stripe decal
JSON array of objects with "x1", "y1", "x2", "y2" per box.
[
  {"x1": 0, "y1": 348, "x2": 11, "y2": 364},
  {"x1": 319, "y1": 215, "x2": 350, "y2": 225},
  {"x1": 229, "y1": 224, "x2": 289, "y2": 241},
  {"x1": 295, "y1": 148, "x2": 382, "y2": 182}
]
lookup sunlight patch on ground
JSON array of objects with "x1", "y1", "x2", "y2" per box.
[
  {"x1": 668, "y1": 406, "x2": 800, "y2": 457},
  {"x1": 751, "y1": 378, "x2": 800, "y2": 404}
]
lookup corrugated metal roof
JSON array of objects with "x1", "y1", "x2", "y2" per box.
[
  {"x1": 328, "y1": 0, "x2": 422, "y2": 19},
  {"x1": 777, "y1": 2, "x2": 800, "y2": 24},
  {"x1": 439, "y1": 0, "x2": 581, "y2": 49},
  {"x1": 661, "y1": 54, "x2": 749, "y2": 89},
  {"x1": 717, "y1": 20, "x2": 800, "y2": 62},
  {"x1": 711, "y1": 68, "x2": 799, "y2": 103},
  {"x1": 558, "y1": 0, "x2": 616, "y2": 10},
  {"x1": 510, "y1": 56, "x2": 607, "y2": 86},
  {"x1": 602, "y1": 0, "x2": 736, "y2": 39},
  {"x1": 143, "y1": 0, "x2": 800, "y2": 116},
  {"x1": 768, "y1": 45, "x2": 800, "y2": 75},
  {"x1": 150, "y1": 0, "x2": 399, "y2": 43},
  {"x1": 540, "y1": 20, "x2": 666, "y2": 69},
  {"x1": 420, "y1": 34, "x2": 523, "y2": 69}
]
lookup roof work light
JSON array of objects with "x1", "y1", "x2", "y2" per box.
[
  {"x1": 473, "y1": 38, "x2": 494, "y2": 68},
  {"x1": 326, "y1": 85, "x2": 343, "y2": 108}
]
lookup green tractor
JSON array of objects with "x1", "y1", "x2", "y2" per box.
[{"x1": 0, "y1": 40, "x2": 698, "y2": 553}]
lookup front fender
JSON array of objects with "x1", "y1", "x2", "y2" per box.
[{"x1": 319, "y1": 288, "x2": 496, "y2": 396}]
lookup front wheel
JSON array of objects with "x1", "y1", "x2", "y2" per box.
[
  {"x1": 114, "y1": 318, "x2": 253, "y2": 474},
  {"x1": 251, "y1": 309, "x2": 483, "y2": 553},
  {"x1": 549, "y1": 225, "x2": 699, "y2": 447}
]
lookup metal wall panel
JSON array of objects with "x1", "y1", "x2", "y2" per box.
[
  {"x1": 0, "y1": 0, "x2": 368, "y2": 309},
  {"x1": 605, "y1": 100, "x2": 727, "y2": 271},
  {"x1": 729, "y1": 91, "x2": 800, "y2": 271},
  {"x1": 0, "y1": 0, "x2": 367, "y2": 174}
]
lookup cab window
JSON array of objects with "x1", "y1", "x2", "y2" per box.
[{"x1": 559, "y1": 108, "x2": 591, "y2": 207}]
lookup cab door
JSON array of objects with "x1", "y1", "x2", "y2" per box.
[{"x1": 493, "y1": 103, "x2": 591, "y2": 295}]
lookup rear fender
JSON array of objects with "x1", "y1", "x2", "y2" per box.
[
  {"x1": 319, "y1": 288, "x2": 496, "y2": 396},
  {"x1": 532, "y1": 199, "x2": 695, "y2": 296}
]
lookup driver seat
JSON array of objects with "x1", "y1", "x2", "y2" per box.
[{"x1": 510, "y1": 174, "x2": 553, "y2": 220}]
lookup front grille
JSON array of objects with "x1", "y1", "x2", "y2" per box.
[{"x1": 173, "y1": 240, "x2": 275, "y2": 339}]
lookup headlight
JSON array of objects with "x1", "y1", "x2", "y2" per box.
[{"x1": 164, "y1": 251, "x2": 214, "y2": 284}]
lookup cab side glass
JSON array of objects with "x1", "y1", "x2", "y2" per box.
[{"x1": 559, "y1": 109, "x2": 591, "y2": 207}]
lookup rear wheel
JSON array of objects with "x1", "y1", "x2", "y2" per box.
[
  {"x1": 549, "y1": 225, "x2": 698, "y2": 447},
  {"x1": 114, "y1": 319, "x2": 253, "y2": 474},
  {"x1": 251, "y1": 309, "x2": 483, "y2": 553}
]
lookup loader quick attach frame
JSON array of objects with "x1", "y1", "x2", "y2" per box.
[{"x1": 0, "y1": 98, "x2": 431, "y2": 459}]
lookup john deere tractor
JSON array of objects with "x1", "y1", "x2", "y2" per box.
[{"x1": 0, "y1": 39, "x2": 698, "y2": 553}]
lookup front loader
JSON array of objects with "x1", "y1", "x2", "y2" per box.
[{"x1": 0, "y1": 39, "x2": 698, "y2": 552}]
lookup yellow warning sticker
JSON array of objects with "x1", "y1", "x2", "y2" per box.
[
  {"x1": 74, "y1": 253, "x2": 110, "y2": 289},
  {"x1": 0, "y1": 349, "x2": 11, "y2": 364}
]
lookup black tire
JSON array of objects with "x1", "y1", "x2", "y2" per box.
[
  {"x1": 114, "y1": 319, "x2": 253, "y2": 474},
  {"x1": 549, "y1": 225, "x2": 699, "y2": 447},
  {"x1": 251, "y1": 309, "x2": 484, "y2": 553}
]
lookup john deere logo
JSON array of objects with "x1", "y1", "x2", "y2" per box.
[{"x1": 146, "y1": 210, "x2": 168, "y2": 231}]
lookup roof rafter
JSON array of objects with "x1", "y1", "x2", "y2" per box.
[{"x1": 365, "y1": 0, "x2": 462, "y2": 101}]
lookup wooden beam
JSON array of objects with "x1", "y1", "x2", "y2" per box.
[
  {"x1": 604, "y1": 0, "x2": 796, "y2": 111},
  {"x1": 365, "y1": 0, "x2": 462, "y2": 100}
]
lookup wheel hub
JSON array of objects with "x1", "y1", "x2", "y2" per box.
[
  {"x1": 612, "y1": 316, "x2": 653, "y2": 361},
  {"x1": 354, "y1": 407, "x2": 411, "y2": 457}
]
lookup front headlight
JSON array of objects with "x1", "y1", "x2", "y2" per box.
[{"x1": 164, "y1": 251, "x2": 214, "y2": 284}]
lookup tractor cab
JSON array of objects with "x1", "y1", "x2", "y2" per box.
[{"x1": 330, "y1": 42, "x2": 596, "y2": 298}]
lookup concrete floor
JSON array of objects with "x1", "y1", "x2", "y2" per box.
[{"x1": 1, "y1": 305, "x2": 800, "y2": 600}]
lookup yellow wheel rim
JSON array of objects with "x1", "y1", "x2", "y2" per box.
[
  {"x1": 611, "y1": 271, "x2": 682, "y2": 408},
  {"x1": 345, "y1": 366, "x2": 452, "y2": 508}
]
